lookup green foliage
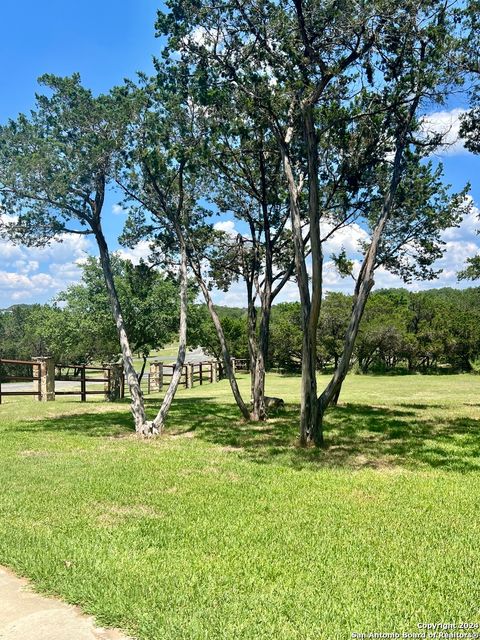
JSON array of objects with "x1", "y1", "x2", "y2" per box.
[
  {"x1": 188, "y1": 304, "x2": 248, "y2": 362},
  {"x1": 268, "y1": 288, "x2": 480, "y2": 373},
  {"x1": 269, "y1": 303, "x2": 303, "y2": 370},
  {"x1": 0, "y1": 257, "x2": 181, "y2": 365},
  {"x1": 458, "y1": 254, "x2": 480, "y2": 282},
  {"x1": 0, "y1": 74, "x2": 136, "y2": 245},
  {"x1": 469, "y1": 357, "x2": 480, "y2": 374},
  {"x1": 156, "y1": 0, "x2": 467, "y2": 288}
]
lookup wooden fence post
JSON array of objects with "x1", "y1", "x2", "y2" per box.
[
  {"x1": 32, "y1": 356, "x2": 55, "y2": 402},
  {"x1": 186, "y1": 363, "x2": 193, "y2": 389},
  {"x1": 158, "y1": 363, "x2": 164, "y2": 391},
  {"x1": 103, "y1": 363, "x2": 123, "y2": 401},
  {"x1": 80, "y1": 365, "x2": 86, "y2": 402}
]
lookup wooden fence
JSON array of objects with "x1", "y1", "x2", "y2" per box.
[
  {"x1": 0, "y1": 358, "x2": 42, "y2": 403},
  {"x1": 0, "y1": 358, "x2": 122, "y2": 404},
  {"x1": 54, "y1": 364, "x2": 114, "y2": 401},
  {"x1": 0, "y1": 357, "x2": 231, "y2": 403},
  {"x1": 140, "y1": 360, "x2": 220, "y2": 395}
]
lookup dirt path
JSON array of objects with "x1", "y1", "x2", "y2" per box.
[{"x1": 0, "y1": 566, "x2": 133, "y2": 640}]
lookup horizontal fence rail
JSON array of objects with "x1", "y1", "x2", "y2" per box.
[
  {"x1": 0, "y1": 358, "x2": 42, "y2": 403},
  {"x1": 54, "y1": 364, "x2": 112, "y2": 401},
  {"x1": 0, "y1": 357, "x2": 243, "y2": 404}
]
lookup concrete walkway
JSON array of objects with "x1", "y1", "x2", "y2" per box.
[{"x1": 0, "y1": 566, "x2": 133, "y2": 640}]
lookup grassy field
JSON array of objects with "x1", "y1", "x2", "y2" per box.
[
  {"x1": 0, "y1": 373, "x2": 479, "y2": 639},
  {"x1": 131, "y1": 343, "x2": 185, "y2": 370}
]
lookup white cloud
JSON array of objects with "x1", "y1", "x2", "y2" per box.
[
  {"x1": 115, "y1": 240, "x2": 152, "y2": 265},
  {"x1": 322, "y1": 221, "x2": 369, "y2": 256},
  {"x1": 0, "y1": 232, "x2": 93, "y2": 307},
  {"x1": 421, "y1": 108, "x2": 468, "y2": 156},
  {"x1": 213, "y1": 220, "x2": 238, "y2": 237},
  {"x1": 14, "y1": 260, "x2": 39, "y2": 274},
  {"x1": 210, "y1": 200, "x2": 480, "y2": 304},
  {"x1": 112, "y1": 204, "x2": 126, "y2": 215}
]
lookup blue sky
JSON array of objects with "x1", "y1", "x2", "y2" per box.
[{"x1": 0, "y1": 2, "x2": 479, "y2": 308}]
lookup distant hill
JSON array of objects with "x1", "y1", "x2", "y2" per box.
[
  {"x1": 213, "y1": 305, "x2": 247, "y2": 319},
  {"x1": 1, "y1": 303, "x2": 41, "y2": 313},
  {"x1": 1, "y1": 304, "x2": 32, "y2": 313}
]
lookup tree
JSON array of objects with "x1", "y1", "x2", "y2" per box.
[
  {"x1": 198, "y1": 83, "x2": 297, "y2": 419},
  {"x1": 119, "y1": 62, "x2": 261, "y2": 424},
  {"x1": 55, "y1": 256, "x2": 180, "y2": 376},
  {"x1": 117, "y1": 67, "x2": 231, "y2": 429},
  {"x1": 459, "y1": 1, "x2": 480, "y2": 281},
  {"x1": 269, "y1": 303, "x2": 303, "y2": 372},
  {"x1": 157, "y1": 0, "x2": 386, "y2": 443},
  {"x1": 158, "y1": 0, "x2": 466, "y2": 445},
  {"x1": 319, "y1": 293, "x2": 352, "y2": 370},
  {"x1": 0, "y1": 75, "x2": 152, "y2": 434},
  {"x1": 188, "y1": 304, "x2": 249, "y2": 368}
]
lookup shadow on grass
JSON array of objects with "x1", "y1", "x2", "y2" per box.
[
  {"x1": 165, "y1": 397, "x2": 480, "y2": 473},
  {"x1": 13, "y1": 395, "x2": 480, "y2": 473}
]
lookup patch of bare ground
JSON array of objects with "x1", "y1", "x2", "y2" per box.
[{"x1": 219, "y1": 445, "x2": 241, "y2": 453}]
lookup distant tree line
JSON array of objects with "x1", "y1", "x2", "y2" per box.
[
  {"x1": 193, "y1": 287, "x2": 480, "y2": 375},
  {"x1": 2, "y1": 262, "x2": 480, "y2": 379}
]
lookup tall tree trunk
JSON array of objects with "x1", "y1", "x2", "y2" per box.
[
  {"x1": 152, "y1": 237, "x2": 188, "y2": 433},
  {"x1": 303, "y1": 104, "x2": 323, "y2": 446},
  {"x1": 316, "y1": 133, "x2": 409, "y2": 434},
  {"x1": 246, "y1": 281, "x2": 258, "y2": 411},
  {"x1": 93, "y1": 224, "x2": 148, "y2": 434},
  {"x1": 249, "y1": 139, "x2": 274, "y2": 422},
  {"x1": 278, "y1": 104, "x2": 323, "y2": 446},
  {"x1": 278, "y1": 143, "x2": 315, "y2": 444},
  {"x1": 194, "y1": 269, "x2": 251, "y2": 421},
  {"x1": 250, "y1": 300, "x2": 271, "y2": 421}
]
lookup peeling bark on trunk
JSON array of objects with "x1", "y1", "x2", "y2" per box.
[
  {"x1": 152, "y1": 237, "x2": 188, "y2": 433},
  {"x1": 246, "y1": 284, "x2": 259, "y2": 412},
  {"x1": 94, "y1": 224, "x2": 148, "y2": 434},
  {"x1": 250, "y1": 302, "x2": 271, "y2": 421},
  {"x1": 278, "y1": 104, "x2": 323, "y2": 446}
]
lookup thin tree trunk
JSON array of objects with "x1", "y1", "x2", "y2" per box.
[
  {"x1": 303, "y1": 104, "x2": 323, "y2": 447},
  {"x1": 138, "y1": 354, "x2": 147, "y2": 383},
  {"x1": 194, "y1": 269, "x2": 251, "y2": 421},
  {"x1": 152, "y1": 237, "x2": 188, "y2": 433},
  {"x1": 279, "y1": 143, "x2": 319, "y2": 445},
  {"x1": 278, "y1": 104, "x2": 323, "y2": 446},
  {"x1": 250, "y1": 140, "x2": 274, "y2": 422},
  {"x1": 251, "y1": 300, "x2": 271, "y2": 420},
  {"x1": 316, "y1": 131, "x2": 410, "y2": 433},
  {"x1": 93, "y1": 224, "x2": 148, "y2": 434},
  {"x1": 246, "y1": 282, "x2": 258, "y2": 411}
]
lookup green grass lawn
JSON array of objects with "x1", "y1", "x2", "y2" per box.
[
  {"x1": 0, "y1": 373, "x2": 479, "y2": 639},
  {"x1": 131, "y1": 343, "x2": 185, "y2": 370}
]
